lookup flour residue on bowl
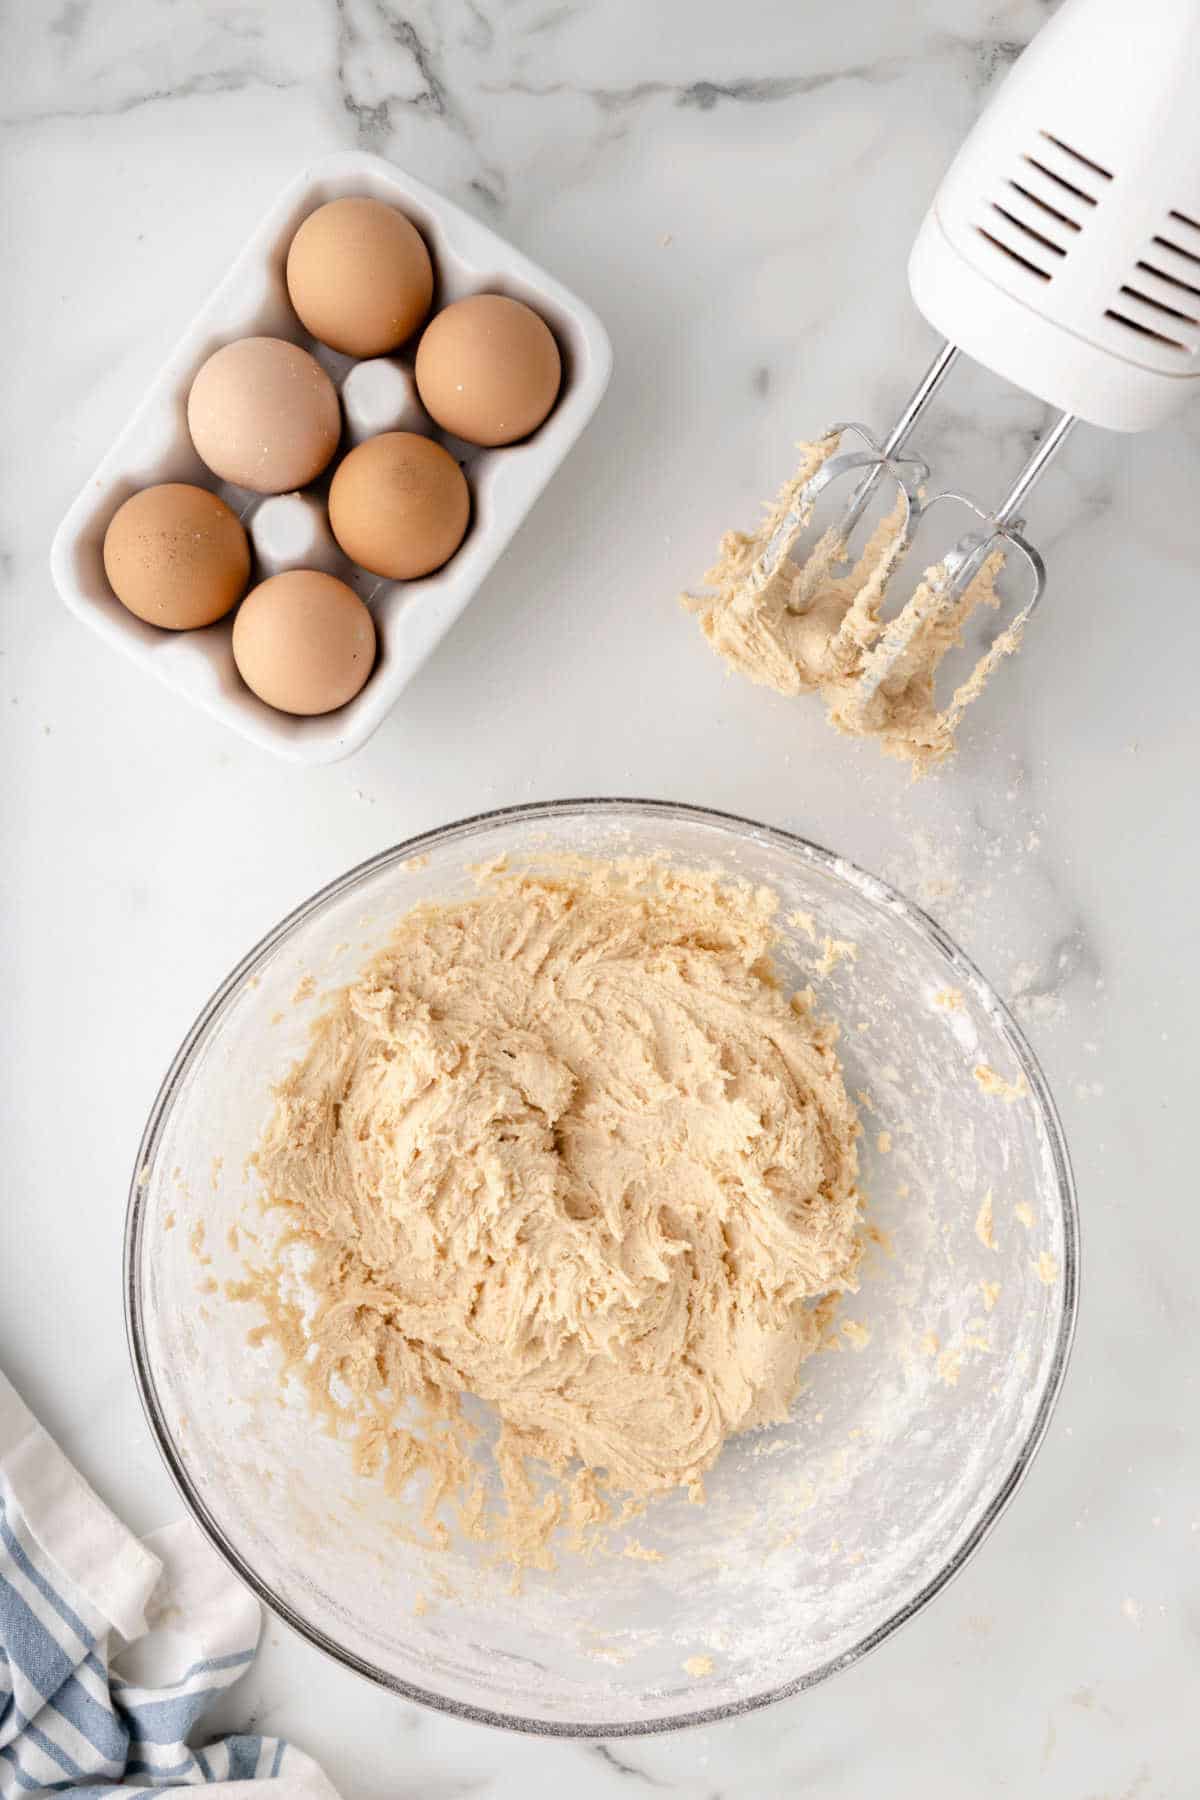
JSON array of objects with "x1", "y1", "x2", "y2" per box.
[{"x1": 231, "y1": 856, "x2": 867, "y2": 1569}]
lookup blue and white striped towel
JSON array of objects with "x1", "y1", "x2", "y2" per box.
[{"x1": 0, "y1": 1369, "x2": 340, "y2": 1799}]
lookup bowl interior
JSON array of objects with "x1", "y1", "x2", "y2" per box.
[{"x1": 128, "y1": 802, "x2": 1075, "y2": 1733}]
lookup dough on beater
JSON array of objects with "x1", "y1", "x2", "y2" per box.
[
  {"x1": 683, "y1": 438, "x2": 1015, "y2": 774},
  {"x1": 245, "y1": 860, "x2": 863, "y2": 1559}
]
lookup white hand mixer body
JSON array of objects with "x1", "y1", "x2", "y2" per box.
[{"x1": 911, "y1": 0, "x2": 1200, "y2": 434}]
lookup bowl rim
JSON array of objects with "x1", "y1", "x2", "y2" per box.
[{"x1": 124, "y1": 796, "x2": 1079, "y2": 1738}]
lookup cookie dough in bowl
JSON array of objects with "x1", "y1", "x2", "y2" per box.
[
  {"x1": 126, "y1": 800, "x2": 1076, "y2": 1736},
  {"x1": 247, "y1": 861, "x2": 863, "y2": 1565}
]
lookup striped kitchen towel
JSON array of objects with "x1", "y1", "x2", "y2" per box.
[{"x1": 0, "y1": 1368, "x2": 340, "y2": 1798}]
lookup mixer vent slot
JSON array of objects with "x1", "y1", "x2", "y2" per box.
[
  {"x1": 978, "y1": 130, "x2": 1111, "y2": 282},
  {"x1": 1006, "y1": 181, "x2": 1082, "y2": 234},
  {"x1": 989, "y1": 204, "x2": 1067, "y2": 260},
  {"x1": 1120, "y1": 285, "x2": 1195, "y2": 326},
  {"x1": 1156, "y1": 212, "x2": 1200, "y2": 267},
  {"x1": 1106, "y1": 209, "x2": 1200, "y2": 356},
  {"x1": 1038, "y1": 130, "x2": 1113, "y2": 183},
  {"x1": 1104, "y1": 308, "x2": 1189, "y2": 352},
  {"x1": 1136, "y1": 258, "x2": 1200, "y2": 299},
  {"x1": 1020, "y1": 155, "x2": 1097, "y2": 206},
  {"x1": 975, "y1": 227, "x2": 1052, "y2": 281}
]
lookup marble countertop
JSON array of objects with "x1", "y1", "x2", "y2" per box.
[{"x1": 3, "y1": 1, "x2": 1196, "y2": 1794}]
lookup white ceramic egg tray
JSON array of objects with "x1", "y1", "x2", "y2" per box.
[{"x1": 50, "y1": 153, "x2": 613, "y2": 764}]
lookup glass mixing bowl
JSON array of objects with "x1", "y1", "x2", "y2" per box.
[{"x1": 126, "y1": 800, "x2": 1077, "y2": 1736}]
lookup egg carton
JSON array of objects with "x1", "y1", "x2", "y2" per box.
[{"x1": 49, "y1": 153, "x2": 613, "y2": 765}]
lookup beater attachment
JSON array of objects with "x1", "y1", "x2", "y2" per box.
[{"x1": 739, "y1": 340, "x2": 1076, "y2": 744}]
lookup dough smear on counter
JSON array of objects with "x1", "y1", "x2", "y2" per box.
[
  {"x1": 683, "y1": 437, "x2": 1015, "y2": 774},
  {"x1": 242, "y1": 859, "x2": 863, "y2": 1564}
]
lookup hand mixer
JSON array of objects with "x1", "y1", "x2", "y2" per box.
[{"x1": 739, "y1": 0, "x2": 1200, "y2": 735}]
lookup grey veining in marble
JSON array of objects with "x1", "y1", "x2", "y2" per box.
[{"x1": 2, "y1": 1, "x2": 1197, "y2": 1795}]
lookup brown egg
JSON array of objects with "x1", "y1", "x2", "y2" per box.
[
  {"x1": 286, "y1": 197, "x2": 434, "y2": 358},
  {"x1": 414, "y1": 294, "x2": 561, "y2": 446},
  {"x1": 102, "y1": 483, "x2": 250, "y2": 629},
  {"x1": 232, "y1": 571, "x2": 376, "y2": 715},
  {"x1": 187, "y1": 337, "x2": 340, "y2": 493},
  {"x1": 328, "y1": 432, "x2": 470, "y2": 579}
]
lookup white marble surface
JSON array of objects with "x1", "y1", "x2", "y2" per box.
[{"x1": 2, "y1": 1, "x2": 1197, "y2": 1794}]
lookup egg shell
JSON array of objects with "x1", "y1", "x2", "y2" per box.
[
  {"x1": 102, "y1": 483, "x2": 250, "y2": 629},
  {"x1": 329, "y1": 432, "x2": 470, "y2": 580},
  {"x1": 414, "y1": 293, "x2": 562, "y2": 447},
  {"x1": 187, "y1": 337, "x2": 341, "y2": 494},
  {"x1": 232, "y1": 570, "x2": 376, "y2": 716},
  {"x1": 286, "y1": 197, "x2": 434, "y2": 358}
]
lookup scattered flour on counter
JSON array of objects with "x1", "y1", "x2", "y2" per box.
[{"x1": 1008, "y1": 959, "x2": 1067, "y2": 1030}]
